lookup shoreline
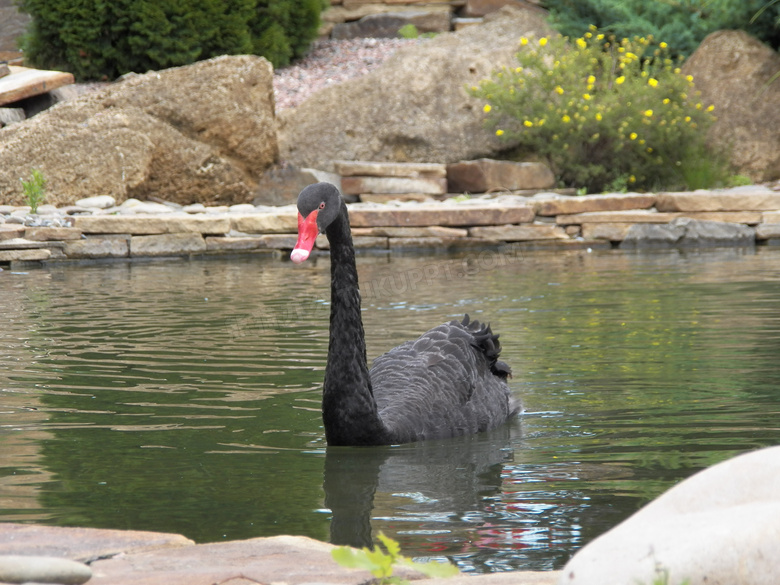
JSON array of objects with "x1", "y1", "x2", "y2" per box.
[{"x1": 2, "y1": 185, "x2": 780, "y2": 269}]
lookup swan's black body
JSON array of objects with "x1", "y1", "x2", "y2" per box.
[{"x1": 292, "y1": 183, "x2": 520, "y2": 446}]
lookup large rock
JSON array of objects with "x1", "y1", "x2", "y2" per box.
[
  {"x1": 559, "y1": 445, "x2": 780, "y2": 585},
  {"x1": 682, "y1": 30, "x2": 780, "y2": 182},
  {"x1": 0, "y1": 55, "x2": 277, "y2": 207},
  {"x1": 620, "y1": 217, "x2": 755, "y2": 248},
  {"x1": 278, "y1": 6, "x2": 553, "y2": 171}
]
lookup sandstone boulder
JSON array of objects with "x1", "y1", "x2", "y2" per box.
[
  {"x1": 277, "y1": 6, "x2": 554, "y2": 171},
  {"x1": 0, "y1": 55, "x2": 277, "y2": 207},
  {"x1": 559, "y1": 445, "x2": 780, "y2": 585},
  {"x1": 683, "y1": 30, "x2": 780, "y2": 182}
]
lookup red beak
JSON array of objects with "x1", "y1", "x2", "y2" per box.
[{"x1": 291, "y1": 210, "x2": 319, "y2": 264}]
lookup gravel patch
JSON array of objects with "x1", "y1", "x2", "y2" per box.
[{"x1": 273, "y1": 37, "x2": 427, "y2": 111}]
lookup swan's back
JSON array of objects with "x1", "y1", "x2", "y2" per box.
[{"x1": 369, "y1": 315, "x2": 520, "y2": 443}]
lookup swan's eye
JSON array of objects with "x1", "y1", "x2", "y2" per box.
[{"x1": 319, "y1": 202, "x2": 326, "y2": 209}]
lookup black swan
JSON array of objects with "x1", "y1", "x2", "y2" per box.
[{"x1": 291, "y1": 182, "x2": 520, "y2": 446}]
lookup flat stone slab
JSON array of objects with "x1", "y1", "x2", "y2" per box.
[
  {"x1": 349, "y1": 205, "x2": 535, "y2": 227},
  {"x1": 231, "y1": 212, "x2": 298, "y2": 234},
  {"x1": 63, "y1": 236, "x2": 129, "y2": 258},
  {"x1": 535, "y1": 193, "x2": 656, "y2": 216},
  {"x1": 130, "y1": 233, "x2": 207, "y2": 256},
  {"x1": 469, "y1": 224, "x2": 569, "y2": 241},
  {"x1": 352, "y1": 226, "x2": 468, "y2": 238},
  {"x1": 359, "y1": 193, "x2": 437, "y2": 203},
  {"x1": 89, "y1": 534, "x2": 409, "y2": 585},
  {"x1": 656, "y1": 187, "x2": 780, "y2": 211},
  {"x1": 0, "y1": 65, "x2": 75, "y2": 106},
  {"x1": 24, "y1": 227, "x2": 83, "y2": 241},
  {"x1": 0, "y1": 523, "x2": 192, "y2": 563},
  {"x1": 581, "y1": 223, "x2": 635, "y2": 241},
  {"x1": 342, "y1": 176, "x2": 448, "y2": 195},
  {"x1": 0, "y1": 224, "x2": 25, "y2": 240},
  {"x1": 0, "y1": 247, "x2": 51, "y2": 261},
  {"x1": 756, "y1": 223, "x2": 780, "y2": 239},
  {"x1": 556, "y1": 210, "x2": 763, "y2": 225},
  {"x1": 73, "y1": 215, "x2": 231, "y2": 235},
  {"x1": 0, "y1": 237, "x2": 52, "y2": 250},
  {"x1": 334, "y1": 160, "x2": 447, "y2": 178},
  {"x1": 446, "y1": 159, "x2": 555, "y2": 193}
]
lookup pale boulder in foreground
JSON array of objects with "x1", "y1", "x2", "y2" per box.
[{"x1": 559, "y1": 445, "x2": 780, "y2": 585}]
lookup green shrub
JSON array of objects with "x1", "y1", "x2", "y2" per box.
[
  {"x1": 470, "y1": 31, "x2": 729, "y2": 193},
  {"x1": 543, "y1": 0, "x2": 780, "y2": 58},
  {"x1": 16, "y1": 0, "x2": 323, "y2": 80}
]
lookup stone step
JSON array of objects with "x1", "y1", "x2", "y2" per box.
[
  {"x1": 556, "y1": 210, "x2": 764, "y2": 226},
  {"x1": 341, "y1": 176, "x2": 448, "y2": 195},
  {"x1": 446, "y1": 159, "x2": 555, "y2": 193},
  {"x1": 535, "y1": 193, "x2": 656, "y2": 216},
  {"x1": 349, "y1": 204, "x2": 534, "y2": 227},
  {"x1": 656, "y1": 188, "x2": 780, "y2": 212},
  {"x1": 334, "y1": 160, "x2": 447, "y2": 179}
]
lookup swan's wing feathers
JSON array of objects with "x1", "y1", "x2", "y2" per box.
[{"x1": 369, "y1": 315, "x2": 517, "y2": 442}]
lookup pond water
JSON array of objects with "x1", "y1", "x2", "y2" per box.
[{"x1": 1, "y1": 246, "x2": 779, "y2": 573}]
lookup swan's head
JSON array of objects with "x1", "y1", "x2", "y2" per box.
[{"x1": 291, "y1": 182, "x2": 343, "y2": 264}]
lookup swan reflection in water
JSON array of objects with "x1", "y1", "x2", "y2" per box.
[{"x1": 322, "y1": 422, "x2": 520, "y2": 550}]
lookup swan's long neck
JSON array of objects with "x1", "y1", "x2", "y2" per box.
[{"x1": 322, "y1": 203, "x2": 390, "y2": 446}]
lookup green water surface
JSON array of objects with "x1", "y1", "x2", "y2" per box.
[{"x1": 1, "y1": 246, "x2": 778, "y2": 572}]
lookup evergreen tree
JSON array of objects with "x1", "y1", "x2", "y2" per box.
[{"x1": 16, "y1": 0, "x2": 322, "y2": 80}]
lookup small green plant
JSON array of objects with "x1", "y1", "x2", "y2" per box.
[
  {"x1": 397, "y1": 23, "x2": 437, "y2": 39},
  {"x1": 331, "y1": 532, "x2": 459, "y2": 585},
  {"x1": 470, "y1": 30, "x2": 731, "y2": 193},
  {"x1": 20, "y1": 168, "x2": 46, "y2": 214}
]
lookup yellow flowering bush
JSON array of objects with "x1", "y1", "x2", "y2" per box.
[{"x1": 470, "y1": 31, "x2": 728, "y2": 192}]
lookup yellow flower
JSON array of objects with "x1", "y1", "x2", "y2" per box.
[
  {"x1": 644, "y1": 109, "x2": 653, "y2": 117},
  {"x1": 674, "y1": 68, "x2": 681, "y2": 74},
  {"x1": 515, "y1": 67, "x2": 523, "y2": 73},
  {"x1": 696, "y1": 102, "x2": 703, "y2": 109},
  {"x1": 583, "y1": 93, "x2": 592, "y2": 100},
  {"x1": 684, "y1": 116, "x2": 691, "y2": 122},
  {"x1": 523, "y1": 120, "x2": 533, "y2": 127},
  {"x1": 539, "y1": 37, "x2": 548, "y2": 46},
  {"x1": 647, "y1": 147, "x2": 653, "y2": 153},
  {"x1": 520, "y1": 37, "x2": 528, "y2": 46},
  {"x1": 648, "y1": 78, "x2": 658, "y2": 87},
  {"x1": 625, "y1": 52, "x2": 638, "y2": 60},
  {"x1": 597, "y1": 33, "x2": 604, "y2": 40},
  {"x1": 659, "y1": 41, "x2": 668, "y2": 49},
  {"x1": 538, "y1": 119, "x2": 546, "y2": 126},
  {"x1": 483, "y1": 104, "x2": 491, "y2": 113},
  {"x1": 706, "y1": 104, "x2": 715, "y2": 112},
  {"x1": 562, "y1": 115, "x2": 571, "y2": 123},
  {"x1": 616, "y1": 76, "x2": 625, "y2": 85},
  {"x1": 629, "y1": 175, "x2": 636, "y2": 183},
  {"x1": 595, "y1": 112, "x2": 603, "y2": 121},
  {"x1": 686, "y1": 75, "x2": 694, "y2": 82},
  {"x1": 618, "y1": 47, "x2": 625, "y2": 53},
  {"x1": 496, "y1": 129, "x2": 504, "y2": 136},
  {"x1": 555, "y1": 86, "x2": 564, "y2": 95},
  {"x1": 576, "y1": 38, "x2": 587, "y2": 49},
  {"x1": 663, "y1": 98, "x2": 670, "y2": 104},
  {"x1": 630, "y1": 132, "x2": 638, "y2": 140},
  {"x1": 587, "y1": 75, "x2": 596, "y2": 84}
]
